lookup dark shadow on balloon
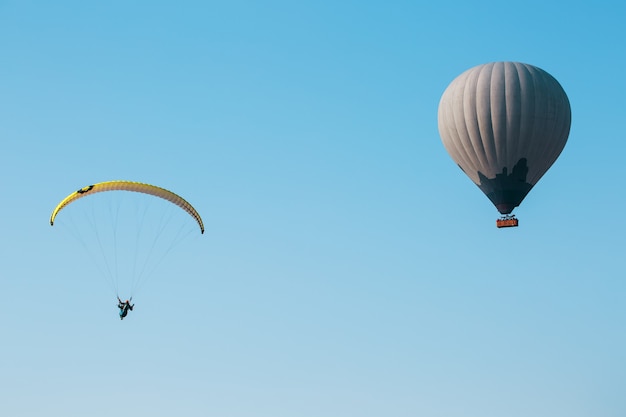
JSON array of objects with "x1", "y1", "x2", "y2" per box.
[{"x1": 468, "y1": 158, "x2": 534, "y2": 214}]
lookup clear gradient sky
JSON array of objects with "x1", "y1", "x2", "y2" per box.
[{"x1": 1, "y1": 1, "x2": 625, "y2": 416}]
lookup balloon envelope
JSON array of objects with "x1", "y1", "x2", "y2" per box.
[{"x1": 438, "y1": 62, "x2": 571, "y2": 214}]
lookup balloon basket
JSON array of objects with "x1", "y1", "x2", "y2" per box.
[{"x1": 496, "y1": 216, "x2": 518, "y2": 228}]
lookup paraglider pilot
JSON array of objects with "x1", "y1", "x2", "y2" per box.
[{"x1": 117, "y1": 297, "x2": 134, "y2": 320}]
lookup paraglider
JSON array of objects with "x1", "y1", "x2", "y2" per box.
[
  {"x1": 117, "y1": 297, "x2": 134, "y2": 320},
  {"x1": 51, "y1": 180, "x2": 204, "y2": 319},
  {"x1": 437, "y1": 62, "x2": 571, "y2": 227}
]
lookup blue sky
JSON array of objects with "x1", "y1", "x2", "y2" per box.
[{"x1": 1, "y1": 1, "x2": 625, "y2": 416}]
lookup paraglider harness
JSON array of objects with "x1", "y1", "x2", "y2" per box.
[{"x1": 117, "y1": 297, "x2": 134, "y2": 320}]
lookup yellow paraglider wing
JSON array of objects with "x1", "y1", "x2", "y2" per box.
[{"x1": 50, "y1": 180, "x2": 204, "y2": 233}]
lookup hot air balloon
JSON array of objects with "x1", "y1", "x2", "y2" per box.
[{"x1": 437, "y1": 62, "x2": 571, "y2": 228}]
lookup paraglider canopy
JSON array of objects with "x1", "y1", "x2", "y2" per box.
[
  {"x1": 50, "y1": 180, "x2": 204, "y2": 233},
  {"x1": 438, "y1": 62, "x2": 571, "y2": 221}
]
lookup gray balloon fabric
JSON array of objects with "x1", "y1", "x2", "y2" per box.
[{"x1": 438, "y1": 62, "x2": 571, "y2": 214}]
